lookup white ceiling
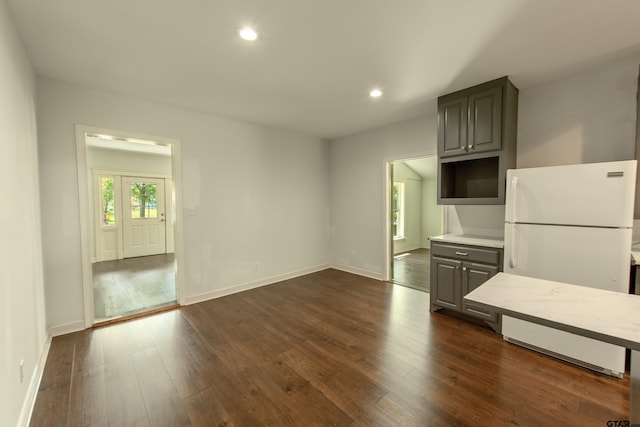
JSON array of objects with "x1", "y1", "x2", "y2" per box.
[
  {"x1": 403, "y1": 157, "x2": 437, "y2": 180},
  {"x1": 7, "y1": 0, "x2": 640, "y2": 140},
  {"x1": 86, "y1": 135, "x2": 172, "y2": 156}
]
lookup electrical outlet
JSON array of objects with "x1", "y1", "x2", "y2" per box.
[{"x1": 19, "y1": 359, "x2": 24, "y2": 383}]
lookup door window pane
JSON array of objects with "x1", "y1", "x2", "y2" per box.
[
  {"x1": 130, "y1": 183, "x2": 158, "y2": 219},
  {"x1": 101, "y1": 177, "x2": 116, "y2": 226}
]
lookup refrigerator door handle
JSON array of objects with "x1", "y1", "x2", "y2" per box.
[
  {"x1": 509, "y1": 223, "x2": 518, "y2": 269},
  {"x1": 510, "y1": 176, "x2": 518, "y2": 222}
]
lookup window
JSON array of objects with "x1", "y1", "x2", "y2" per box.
[
  {"x1": 101, "y1": 177, "x2": 116, "y2": 226},
  {"x1": 392, "y1": 182, "x2": 405, "y2": 239},
  {"x1": 130, "y1": 183, "x2": 158, "y2": 219}
]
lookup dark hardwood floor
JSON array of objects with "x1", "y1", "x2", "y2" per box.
[
  {"x1": 393, "y1": 248, "x2": 430, "y2": 292},
  {"x1": 93, "y1": 254, "x2": 177, "y2": 321},
  {"x1": 31, "y1": 269, "x2": 629, "y2": 426}
]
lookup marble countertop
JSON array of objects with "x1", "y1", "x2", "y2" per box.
[
  {"x1": 632, "y1": 243, "x2": 640, "y2": 265},
  {"x1": 464, "y1": 272, "x2": 640, "y2": 350},
  {"x1": 429, "y1": 234, "x2": 504, "y2": 249}
]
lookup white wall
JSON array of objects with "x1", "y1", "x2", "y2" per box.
[
  {"x1": 329, "y1": 114, "x2": 438, "y2": 278},
  {"x1": 87, "y1": 146, "x2": 173, "y2": 175},
  {"x1": 517, "y1": 54, "x2": 638, "y2": 168},
  {"x1": 330, "y1": 52, "x2": 640, "y2": 278},
  {"x1": 0, "y1": 1, "x2": 48, "y2": 425},
  {"x1": 446, "y1": 53, "x2": 640, "y2": 237},
  {"x1": 421, "y1": 175, "x2": 443, "y2": 247},
  {"x1": 392, "y1": 162, "x2": 422, "y2": 254},
  {"x1": 37, "y1": 78, "x2": 330, "y2": 333}
]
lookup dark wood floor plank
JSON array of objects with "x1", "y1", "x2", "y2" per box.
[
  {"x1": 66, "y1": 366, "x2": 108, "y2": 427},
  {"x1": 103, "y1": 356, "x2": 148, "y2": 426},
  {"x1": 30, "y1": 268, "x2": 631, "y2": 426},
  {"x1": 155, "y1": 339, "x2": 210, "y2": 400},
  {"x1": 279, "y1": 346, "x2": 396, "y2": 426},
  {"x1": 71, "y1": 329, "x2": 105, "y2": 375},
  {"x1": 132, "y1": 347, "x2": 192, "y2": 426},
  {"x1": 29, "y1": 383, "x2": 70, "y2": 427},
  {"x1": 38, "y1": 334, "x2": 75, "y2": 390},
  {"x1": 93, "y1": 253, "x2": 177, "y2": 320},
  {"x1": 393, "y1": 248, "x2": 430, "y2": 292},
  {"x1": 30, "y1": 334, "x2": 75, "y2": 426},
  {"x1": 246, "y1": 360, "x2": 354, "y2": 426}
]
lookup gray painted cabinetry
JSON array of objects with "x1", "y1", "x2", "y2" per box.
[
  {"x1": 437, "y1": 76, "x2": 518, "y2": 205},
  {"x1": 430, "y1": 241, "x2": 503, "y2": 330}
]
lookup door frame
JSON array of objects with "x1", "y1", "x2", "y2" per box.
[
  {"x1": 75, "y1": 125, "x2": 186, "y2": 327},
  {"x1": 382, "y1": 153, "x2": 448, "y2": 282}
]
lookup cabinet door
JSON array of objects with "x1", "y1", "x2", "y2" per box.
[
  {"x1": 431, "y1": 257, "x2": 461, "y2": 310},
  {"x1": 461, "y1": 263, "x2": 499, "y2": 321},
  {"x1": 438, "y1": 96, "x2": 468, "y2": 158},
  {"x1": 467, "y1": 85, "x2": 502, "y2": 154}
]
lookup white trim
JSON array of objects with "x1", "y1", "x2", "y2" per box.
[
  {"x1": 75, "y1": 126, "x2": 94, "y2": 328},
  {"x1": 18, "y1": 336, "x2": 52, "y2": 427},
  {"x1": 47, "y1": 320, "x2": 86, "y2": 337},
  {"x1": 383, "y1": 161, "x2": 393, "y2": 281},
  {"x1": 184, "y1": 264, "x2": 331, "y2": 305},
  {"x1": 330, "y1": 264, "x2": 384, "y2": 281},
  {"x1": 93, "y1": 168, "x2": 172, "y2": 179},
  {"x1": 75, "y1": 125, "x2": 187, "y2": 328}
]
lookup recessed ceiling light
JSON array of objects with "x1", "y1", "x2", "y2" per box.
[
  {"x1": 369, "y1": 88, "x2": 383, "y2": 98},
  {"x1": 239, "y1": 27, "x2": 258, "y2": 41}
]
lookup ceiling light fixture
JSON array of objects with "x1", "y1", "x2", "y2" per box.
[
  {"x1": 239, "y1": 27, "x2": 258, "y2": 41},
  {"x1": 369, "y1": 88, "x2": 383, "y2": 98}
]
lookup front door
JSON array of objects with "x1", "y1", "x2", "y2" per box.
[{"x1": 122, "y1": 177, "x2": 166, "y2": 258}]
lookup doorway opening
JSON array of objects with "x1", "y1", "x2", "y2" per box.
[
  {"x1": 387, "y1": 156, "x2": 443, "y2": 292},
  {"x1": 76, "y1": 126, "x2": 184, "y2": 326}
]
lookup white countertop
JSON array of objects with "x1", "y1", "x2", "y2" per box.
[
  {"x1": 464, "y1": 272, "x2": 640, "y2": 350},
  {"x1": 632, "y1": 243, "x2": 640, "y2": 265},
  {"x1": 429, "y1": 234, "x2": 504, "y2": 249}
]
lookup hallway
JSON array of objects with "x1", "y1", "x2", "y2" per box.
[
  {"x1": 93, "y1": 254, "x2": 176, "y2": 321},
  {"x1": 393, "y1": 248, "x2": 430, "y2": 292}
]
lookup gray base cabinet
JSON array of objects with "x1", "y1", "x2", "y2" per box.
[{"x1": 430, "y1": 241, "x2": 503, "y2": 331}]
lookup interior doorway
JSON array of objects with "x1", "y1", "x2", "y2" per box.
[
  {"x1": 388, "y1": 156, "x2": 443, "y2": 292},
  {"x1": 76, "y1": 126, "x2": 184, "y2": 326}
]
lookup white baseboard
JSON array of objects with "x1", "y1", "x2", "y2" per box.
[
  {"x1": 330, "y1": 264, "x2": 384, "y2": 281},
  {"x1": 47, "y1": 320, "x2": 85, "y2": 337},
  {"x1": 18, "y1": 335, "x2": 52, "y2": 427},
  {"x1": 184, "y1": 264, "x2": 331, "y2": 305}
]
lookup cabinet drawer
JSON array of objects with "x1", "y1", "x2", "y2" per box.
[{"x1": 431, "y1": 243, "x2": 500, "y2": 265}]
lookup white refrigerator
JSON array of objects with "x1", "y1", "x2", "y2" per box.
[{"x1": 502, "y1": 160, "x2": 637, "y2": 377}]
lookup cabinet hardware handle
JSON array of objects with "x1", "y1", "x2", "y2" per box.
[
  {"x1": 462, "y1": 267, "x2": 467, "y2": 271},
  {"x1": 455, "y1": 251, "x2": 468, "y2": 256}
]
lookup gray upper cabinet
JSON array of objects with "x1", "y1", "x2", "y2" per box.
[
  {"x1": 439, "y1": 85, "x2": 503, "y2": 158},
  {"x1": 437, "y1": 76, "x2": 518, "y2": 205},
  {"x1": 468, "y1": 85, "x2": 502, "y2": 153},
  {"x1": 438, "y1": 97, "x2": 468, "y2": 157}
]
